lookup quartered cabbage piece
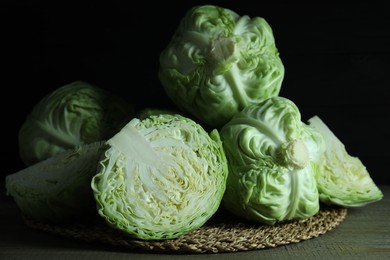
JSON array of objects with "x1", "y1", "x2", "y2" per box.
[
  {"x1": 91, "y1": 113, "x2": 228, "y2": 240},
  {"x1": 5, "y1": 141, "x2": 106, "y2": 223},
  {"x1": 159, "y1": 5, "x2": 284, "y2": 127},
  {"x1": 307, "y1": 116, "x2": 383, "y2": 207}
]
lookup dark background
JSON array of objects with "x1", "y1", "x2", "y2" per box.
[{"x1": 1, "y1": 1, "x2": 389, "y2": 185}]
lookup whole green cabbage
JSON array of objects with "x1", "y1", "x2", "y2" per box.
[
  {"x1": 18, "y1": 81, "x2": 134, "y2": 165},
  {"x1": 91, "y1": 113, "x2": 228, "y2": 240},
  {"x1": 159, "y1": 5, "x2": 284, "y2": 127},
  {"x1": 219, "y1": 96, "x2": 325, "y2": 225},
  {"x1": 6, "y1": 141, "x2": 106, "y2": 223},
  {"x1": 307, "y1": 116, "x2": 383, "y2": 207}
]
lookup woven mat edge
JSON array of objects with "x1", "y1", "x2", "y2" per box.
[{"x1": 23, "y1": 206, "x2": 347, "y2": 254}]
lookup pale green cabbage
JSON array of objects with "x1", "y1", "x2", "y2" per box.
[
  {"x1": 159, "y1": 5, "x2": 284, "y2": 127},
  {"x1": 91, "y1": 113, "x2": 228, "y2": 240},
  {"x1": 137, "y1": 108, "x2": 180, "y2": 119},
  {"x1": 5, "y1": 141, "x2": 106, "y2": 223},
  {"x1": 307, "y1": 116, "x2": 383, "y2": 207},
  {"x1": 220, "y1": 96, "x2": 325, "y2": 225},
  {"x1": 18, "y1": 80, "x2": 134, "y2": 166}
]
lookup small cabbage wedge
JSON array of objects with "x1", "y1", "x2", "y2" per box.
[
  {"x1": 91, "y1": 114, "x2": 228, "y2": 240},
  {"x1": 5, "y1": 141, "x2": 106, "y2": 223},
  {"x1": 159, "y1": 5, "x2": 284, "y2": 127},
  {"x1": 307, "y1": 116, "x2": 383, "y2": 207},
  {"x1": 19, "y1": 80, "x2": 134, "y2": 166},
  {"x1": 220, "y1": 97, "x2": 325, "y2": 225}
]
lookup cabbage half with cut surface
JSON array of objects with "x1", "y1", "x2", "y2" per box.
[
  {"x1": 5, "y1": 141, "x2": 106, "y2": 223},
  {"x1": 91, "y1": 113, "x2": 228, "y2": 240},
  {"x1": 307, "y1": 115, "x2": 383, "y2": 207}
]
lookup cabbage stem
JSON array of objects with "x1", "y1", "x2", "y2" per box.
[
  {"x1": 208, "y1": 36, "x2": 238, "y2": 67},
  {"x1": 107, "y1": 122, "x2": 162, "y2": 168},
  {"x1": 276, "y1": 139, "x2": 309, "y2": 169}
]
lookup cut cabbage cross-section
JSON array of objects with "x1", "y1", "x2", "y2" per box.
[
  {"x1": 307, "y1": 115, "x2": 383, "y2": 207},
  {"x1": 91, "y1": 113, "x2": 228, "y2": 240},
  {"x1": 5, "y1": 141, "x2": 106, "y2": 223}
]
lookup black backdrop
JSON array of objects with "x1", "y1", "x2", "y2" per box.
[{"x1": 2, "y1": 1, "x2": 389, "y2": 185}]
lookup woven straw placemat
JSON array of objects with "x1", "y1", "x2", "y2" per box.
[{"x1": 23, "y1": 206, "x2": 347, "y2": 253}]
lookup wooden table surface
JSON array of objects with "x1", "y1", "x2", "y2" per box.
[{"x1": 1, "y1": 184, "x2": 389, "y2": 260}]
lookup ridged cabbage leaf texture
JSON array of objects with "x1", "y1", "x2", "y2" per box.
[
  {"x1": 159, "y1": 5, "x2": 284, "y2": 127},
  {"x1": 220, "y1": 96, "x2": 325, "y2": 225},
  {"x1": 18, "y1": 81, "x2": 133, "y2": 165}
]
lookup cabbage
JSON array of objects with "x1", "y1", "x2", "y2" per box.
[
  {"x1": 219, "y1": 96, "x2": 325, "y2": 225},
  {"x1": 18, "y1": 80, "x2": 134, "y2": 166},
  {"x1": 307, "y1": 116, "x2": 383, "y2": 207},
  {"x1": 137, "y1": 108, "x2": 180, "y2": 119},
  {"x1": 91, "y1": 113, "x2": 228, "y2": 240},
  {"x1": 5, "y1": 141, "x2": 106, "y2": 223},
  {"x1": 159, "y1": 5, "x2": 284, "y2": 127}
]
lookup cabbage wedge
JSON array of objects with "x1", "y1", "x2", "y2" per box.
[
  {"x1": 91, "y1": 114, "x2": 228, "y2": 240},
  {"x1": 5, "y1": 141, "x2": 106, "y2": 223},
  {"x1": 307, "y1": 116, "x2": 383, "y2": 207}
]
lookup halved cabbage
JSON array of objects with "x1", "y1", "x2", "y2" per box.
[{"x1": 91, "y1": 113, "x2": 228, "y2": 240}]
